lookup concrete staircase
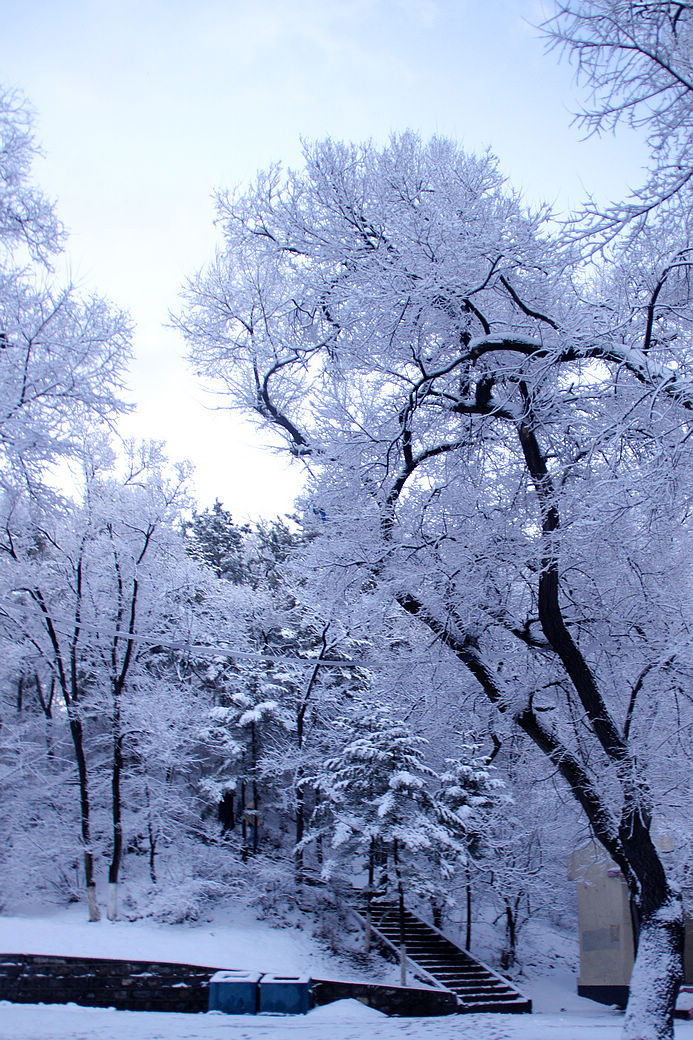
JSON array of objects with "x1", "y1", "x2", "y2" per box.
[{"x1": 363, "y1": 901, "x2": 532, "y2": 1014}]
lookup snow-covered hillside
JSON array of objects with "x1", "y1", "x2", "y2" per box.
[
  {"x1": 0, "y1": 903, "x2": 397, "y2": 982},
  {"x1": 2, "y1": 909, "x2": 693, "y2": 1039}
]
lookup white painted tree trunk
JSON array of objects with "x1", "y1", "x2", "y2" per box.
[
  {"x1": 623, "y1": 898, "x2": 684, "y2": 1040},
  {"x1": 86, "y1": 884, "x2": 100, "y2": 922},
  {"x1": 107, "y1": 882, "x2": 118, "y2": 921}
]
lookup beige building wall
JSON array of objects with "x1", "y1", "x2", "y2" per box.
[
  {"x1": 569, "y1": 844, "x2": 635, "y2": 990},
  {"x1": 569, "y1": 842, "x2": 692, "y2": 1005}
]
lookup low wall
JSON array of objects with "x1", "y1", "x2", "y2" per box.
[
  {"x1": 0, "y1": 953, "x2": 214, "y2": 1013},
  {"x1": 0, "y1": 953, "x2": 460, "y2": 1016},
  {"x1": 312, "y1": 977, "x2": 458, "y2": 1016}
]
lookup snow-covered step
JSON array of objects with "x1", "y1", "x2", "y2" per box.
[{"x1": 360, "y1": 901, "x2": 532, "y2": 1014}]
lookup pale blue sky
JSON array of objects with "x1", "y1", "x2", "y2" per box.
[{"x1": 1, "y1": 0, "x2": 647, "y2": 517}]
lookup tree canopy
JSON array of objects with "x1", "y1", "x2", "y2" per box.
[
  {"x1": 0, "y1": 88, "x2": 131, "y2": 502},
  {"x1": 545, "y1": 1, "x2": 693, "y2": 242},
  {"x1": 179, "y1": 125, "x2": 693, "y2": 1039}
]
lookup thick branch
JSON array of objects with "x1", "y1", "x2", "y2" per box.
[
  {"x1": 499, "y1": 276, "x2": 559, "y2": 329},
  {"x1": 253, "y1": 359, "x2": 312, "y2": 455},
  {"x1": 396, "y1": 591, "x2": 625, "y2": 869},
  {"x1": 516, "y1": 388, "x2": 629, "y2": 764}
]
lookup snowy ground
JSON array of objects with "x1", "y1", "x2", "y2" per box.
[
  {"x1": 0, "y1": 903, "x2": 387, "y2": 981},
  {"x1": 4, "y1": 993, "x2": 693, "y2": 1040},
  {"x1": 1, "y1": 909, "x2": 693, "y2": 1039}
]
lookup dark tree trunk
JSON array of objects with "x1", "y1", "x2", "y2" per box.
[
  {"x1": 500, "y1": 901, "x2": 517, "y2": 971},
  {"x1": 395, "y1": 409, "x2": 685, "y2": 1038},
  {"x1": 365, "y1": 841, "x2": 375, "y2": 954},
  {"x1": 620, "y1": 817, "x2": 684, "y2": 1040},
  {"x1": 518, "y1": 412, "x2": 684, "y2": 1038},
  {"x1": 219, "y1": 790, "x2": 236, "y2": 832},
  {"x1": 294, "y1": 763, "x2": 305, "y2": 882},
  {"x1": 32, "y1": 674, "x2": 55, "y2": 759},
  {"x1": 397, "y1": 882, "x2": 407, "y2": 987},
  {"x1": 315, "y1": 789, "x2": 324, "y2": 867},
  {"x1": 67, "y1": 711, "x2": 99, "y2": 921},
  {"x1": 106, "y1": 545, "x2": 142, "y2": 922},
  {"x1": 393, "y1": 841, "x2": 407, "y2": 987},
  {"x1": 240, "y1": 780, "x2": 248, "y2": 861},
  {"x1": 144, "y1": 780, "x2": 157, "y2": 884},
  {"x1": 148, "y1": 824, "x2": 157, "y2": 884},
  {"x1": 107, "y1": 721, "x2": 123, "y2": 920},
  {"x1": 251, "y1": 722, "x2": 259, "y2": 854},
  {"x1": 294, "y1": 626, "x2": 328, "y2": 881},
  {"x1": 251, "y1": 783, "x2": 259, "y2": 854},
  {"x1": 465, "y1": 872, "x2": 472, "y2": 951},
  {"x1": 295, "y1": 777, "x2": 305, "y2": 846}
]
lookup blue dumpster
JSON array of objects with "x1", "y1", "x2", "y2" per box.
[
  {"x1": 258, "y1": 973, "x2": 312, "y2": 1014},
  {"x1": 208, "y1": 970, "x2": 262, "y2": 1014}
]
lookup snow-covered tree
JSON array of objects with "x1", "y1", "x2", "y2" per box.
[
  {"x1": 187, "y1": 506, "x2": 369, "y2": 873},
  {"x1": 180, "y1": 133, "x2": 693, "y2": 1038},
  {"x1": 186, "y1": 499, "x2": 248, "y2": 583},
  {"x1": 0, "y1": 87, "x2": 130, "y2": 500},
  {"x1": 0, "y1": 444, "x2": 244, "y2": 920},
  {"x1": 431, "y1": 741, "x2": 505, "y2": 939},
  {"x1": 313, "y1": 699, "x2": 452, "y2": 982},
  {"x1": 545, "y1": 1, "x2": 693, "y2": 244}
]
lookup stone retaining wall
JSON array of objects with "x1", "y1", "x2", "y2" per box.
[
  {"x1": 0, "y1": 953, "x2": 459, "y2": 1016},
  {"x1": 0, "y1": 954, "x2": 214, "y2": 1013},
  {"x1": 311, "y1": 977, "x2": 458, "y2": 1016}
]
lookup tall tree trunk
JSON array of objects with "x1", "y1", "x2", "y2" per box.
[
  {"x1": 520, "y1": 413, "x2": 684, "y2": 1038},
  {"x1": 500, "y1": 901, "x2": 517, "y2": 972},
  {"x1": 294, "y1": 770, "x2": 305, "y2": 883},
  {"x1": 620, "y1": 818, "x2": 684, "y2": 1040},
  {"x1": 107, "y1": 721, "x2": 123, "y2": 921},
  {"x1": 251, "y1": 722, "x2": 259, "y2": 854},
  {"x1": 67, "y1": 712, "x2": 100, "y2": 921},
  {"x1": 393, "y1": 841, "x2": 407, "y2": 987},
  {"x1": 294, "y1": 624, "x2": 329, "y2": 882},
  {"x1": 315, "y1": 790, "x2": 324, "y2": 868},
  {"x1": 398, "y1": 885, "x2": 407, "y2": 987},
  {"x1": 34, "y1": 674, "x2": 55, "y2": 761},
  {"x1": 624, "y1": 903, "x2": 683, "y2": 1040},
  {"x1": 364, "y1": 839, "x2": 376, "y2": 955},
  {"x1": 251, "y1": 783, "x2": 259, "y2": 854},
  {"x1": 465, "y1": 870, "x2": 472, "y2": 951},
  {"x1": 144, "y1": 780, "x2": 157, "y2": 884},
  {"x1": 397, "y1": 591, "x2": 684, "y2": 1036},
  {"x1": 240, "y1": 780, "x2": 248, "y2": 861}
]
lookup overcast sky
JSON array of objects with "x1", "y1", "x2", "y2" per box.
[{"x1": 1, "y1": 0, "x2": 648, "y2": 518}]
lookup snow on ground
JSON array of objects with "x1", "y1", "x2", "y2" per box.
[
  {"x1": 2, "y1": 998, "x2": 693, "y2": 1040},
  {"x1": 0, "y1": 902, "x2": 393, "y2": 982},
  {"x1": 2, "y1": 909, "x2": 693, "y2": 1039}
]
